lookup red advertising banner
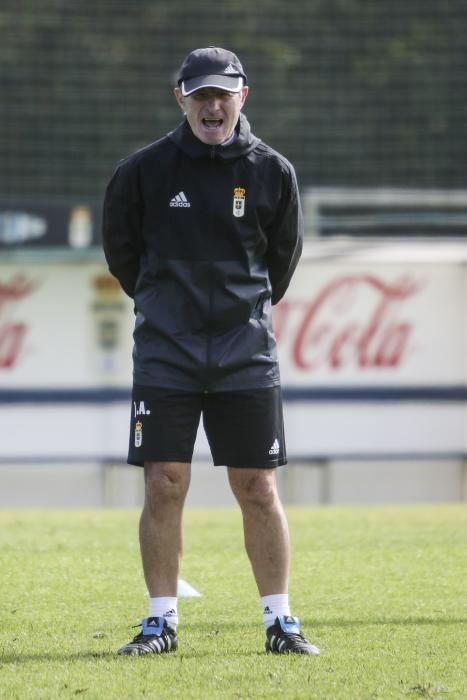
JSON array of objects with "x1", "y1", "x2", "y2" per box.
[
  {"x1": 274, "y1": 265, "x2": 463, "y2": 386},
  {"x1": 0, "y1": 262, "x2": 464, "y2": 388}
]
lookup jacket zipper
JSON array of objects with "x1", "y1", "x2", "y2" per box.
[
  {"x1": 205, "y1": 150, "x2": 217, "y2": 391},
  {"x1": 205, "y1": 261, "x2": 214, "y2": 393}
]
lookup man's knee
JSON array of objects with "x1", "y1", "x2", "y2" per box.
[
  {"x1": 228, "y1": 468, "x2": 278, "y2": 509},
  {"x1": 144, "y1": 462, "x2": 190, "y2": 512}
]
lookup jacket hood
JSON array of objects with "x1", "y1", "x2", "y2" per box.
[{"x1": 168, "y1": 112, "x2": 260, "y2": 160}]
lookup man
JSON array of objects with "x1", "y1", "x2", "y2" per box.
[{"x1": 103, "y1": 46, "x2": 319, "y2": 657}]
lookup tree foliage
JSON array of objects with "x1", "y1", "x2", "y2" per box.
[{"x1": 1, "y1": 0, "x2": 466, "y2": 201}]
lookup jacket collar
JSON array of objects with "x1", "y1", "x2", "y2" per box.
[{"x1": 168, "y1": 113, "x2": 260, "y2": 160}]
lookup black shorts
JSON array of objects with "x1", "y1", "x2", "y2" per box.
[{"x1": 128, "y1": 384, "x2": 286, "y2": 468}]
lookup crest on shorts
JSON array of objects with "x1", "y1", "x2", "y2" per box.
[
  {"x1": 233, "y1": 187, "x2": 246, "y2": 218},
  {"x1": 135, "y1": 420, "x2": 143, "y2": 447}
]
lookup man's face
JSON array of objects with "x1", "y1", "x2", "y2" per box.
[{"x1": 174, "y1": 85, "x2": 249, "y2": 145}]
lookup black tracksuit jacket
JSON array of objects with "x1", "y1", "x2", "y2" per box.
[{"x1": 102, "y1": 113, "x2": 303, "y2": 392}]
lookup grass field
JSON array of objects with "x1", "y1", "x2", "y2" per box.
[{"x1": 0, "y1": 505, "x2": 466, "y2": 699}]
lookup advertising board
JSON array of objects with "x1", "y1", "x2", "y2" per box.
[{"x1": 0, "y1": 258, "x2": 465, "y2": 459}]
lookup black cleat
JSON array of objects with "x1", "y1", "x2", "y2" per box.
[
  {"x1": 265, "y1": 615, "x2": 320, "y2": 655},
  {"x1": 118, "y1": 616, "x2": 178, "y2": 656}
]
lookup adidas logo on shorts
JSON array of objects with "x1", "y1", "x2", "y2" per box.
[{"x1": 269, "y1": 438, "x2": 280, "y2": 455}]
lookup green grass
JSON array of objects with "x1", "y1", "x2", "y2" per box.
[{"x1": 0, "y1": 505, "x2": 466, "y2": 699}]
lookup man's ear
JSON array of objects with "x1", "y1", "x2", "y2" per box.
[
  {"x1": 240, "y1": 85, "x2": 249, "y2": 108},
  {"x1": 174, "y1": 87, "x2": 185, "y2": 112}
]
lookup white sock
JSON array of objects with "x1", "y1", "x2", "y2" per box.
[
  {"x1": 261, "y1": 593, "x2": 291, "y2": 629},
  {"x1": 148, "y1": 596, "x2": 178, "y2": 627}
]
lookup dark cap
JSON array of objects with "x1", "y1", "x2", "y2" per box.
[{"x1": 177, "y1": 47, "x2": 247, "y2": 96}]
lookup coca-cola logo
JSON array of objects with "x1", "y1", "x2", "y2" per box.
[
  {"x1": 0, "y1": 276, "x2": 36, "y2": 369},
  {"x1": 274, "y1": 274, "x2": 421, "y2": 372}
]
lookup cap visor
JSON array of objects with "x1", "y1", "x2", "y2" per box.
[{"x1": 181, "y1": 75, "x2": 244, "y2": 96}]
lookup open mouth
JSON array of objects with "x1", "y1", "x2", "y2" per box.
[{"x1": 202, "y1": 118, "x2": 223, "y2": 129}]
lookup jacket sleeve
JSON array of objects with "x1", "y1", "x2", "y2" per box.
[
  {"x1": 102, "y1": 160, "x2": 144, "y2": 298},
  {"x1": 266, "y1": 162, "x2": 304, "y2": 305}
]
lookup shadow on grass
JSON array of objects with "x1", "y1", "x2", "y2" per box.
[
  {"x1": 308, "y1": 617, "x2": 467, "y2": 628},
  {"x1": 1, "y1": 617, "x2": 465, "y2": 665},
  {"x1": 0, "y1": 651, "x2": 118, "y2": 666},
  {"x1": 0, "y1": 649, "x2": 267, "y2": 665},
  {"x1": 183, "y1": 617, "x2": 467, "y2": 633}
]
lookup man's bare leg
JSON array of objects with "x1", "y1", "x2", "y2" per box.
[
  {"x1": 227, "y1": 467, "x2": 290, "y2": 595},
  {"x1": 227, "y1": 466, "x2": 320, "y2": 655},
  {"x1": 140, "y1": 461, "x2": 191, "y2": 596},
  {"x1": 118, "y1": 461, "x2": 191, "y2": 655}
]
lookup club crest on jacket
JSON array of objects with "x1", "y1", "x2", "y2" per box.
[{"x1": 233, "y1": 187, "x2": 246, "y2": 218}]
